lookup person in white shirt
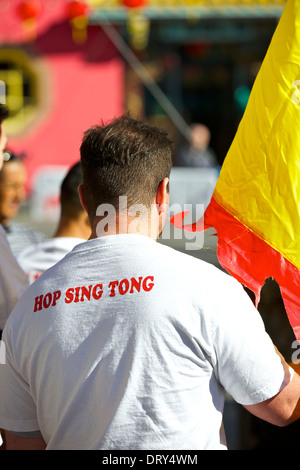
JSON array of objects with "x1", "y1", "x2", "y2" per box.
[
  {"x1": 0, "y1": 104, "x2": 28, "y2": 449},
  {"x1": 0, "y1": 105, "x2": 28, "y2": 334},
  {"x1": 17, "y1": 162, "x2": 91, "y2": 284},
  {"x1": 0, "y1": 226, "x2": 28, "y2": 336},
  {"x1": 0, "y1": 115, "x2": 300, "y2": 450}
]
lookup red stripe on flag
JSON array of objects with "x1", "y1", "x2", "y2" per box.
[{"x1": 171, "y1": 196, "x2": 300, "y2": 341}]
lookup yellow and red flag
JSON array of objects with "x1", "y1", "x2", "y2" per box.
[{"x1": 172, "y1": 0, "x2": 300, "y2": 340}]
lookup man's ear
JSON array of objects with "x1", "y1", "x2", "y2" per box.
[
  {"x1": 156, "y1": 177, "x2": 170, "y2": 209},
  {"x1": 78, "y1": 183, "x2": 88, "y2": 213},
  {"x1": 155, "y1": 178, "x2": 170, "y2": 238}
]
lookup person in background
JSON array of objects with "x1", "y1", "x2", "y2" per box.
[
  {"x1": 0, "y1": 104, "x2": 29, "y2": 450},
  {"x1": 0, "y1": 149, "x2": 45, "y2": 256},
  {"x1": 17, "y1": 162, "x2": 91, "y2": 284},
  {"x1": 0, "y1": 115, "x2": 300, "y2": 450},
  {"x1": 0, "y1": 106, "x2": 28, "y2": 337},
  {"x1": 177, "y1": 123, "x2": 218, "y2": 168}
]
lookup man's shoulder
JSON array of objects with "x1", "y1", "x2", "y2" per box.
[{"x1": 153, "y1": 242, "x2": 240, "y2": 293}]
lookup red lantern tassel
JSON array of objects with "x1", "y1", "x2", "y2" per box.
[{"x1": 66, "y1": 1, "x2": 89, "y2": 44}]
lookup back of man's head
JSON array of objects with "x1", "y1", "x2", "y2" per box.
[
  {"x1": 60, "y1": 161, "x2": 83, "y2": 221},
  {"x1": 80, "y1": 114, "x2": 173, "y2": 220}
]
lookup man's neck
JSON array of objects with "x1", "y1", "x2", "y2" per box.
[
  {"x1": 53, "y1": 218, "x2": 90, "y2": 240},
  {"x1": 89, "y1": 212, "x2": 159, "y2": 241}
]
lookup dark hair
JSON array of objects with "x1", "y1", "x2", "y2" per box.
[
  {"x1": 2, "y1": 149, "x2": 25, "y2": 163},
  {"x1": 0, "y1": 104, "x2": 8, "y2": 136},
  {"x1": 60, "y1": 161, "x2": 84, "y2": 220},
  {"x1": 0, "y1": 150, "x2": 25, "y2": 181},
  {"x1": 80, "y1": 114, "x2": 173, "y2": 216}
]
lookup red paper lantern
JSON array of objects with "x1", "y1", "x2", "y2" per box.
[
  {"x1": 17, "y1": 0, "x2": 41, "y2": 20},
  {"x1": 122, "y1": 0, "x2": 147, "y2": 8},
  {"x1": 16, "y1": 0, "x2": 42, "y2": 41},
  {"x1": 66, "y1": 1, "x2": 89, "y2": 20}
]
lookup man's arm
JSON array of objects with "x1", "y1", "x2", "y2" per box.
[
  {"x1": 244, "y1": 365, "x2": 300, "y2": 427},
  {"x1": 4, "y1": 431, "x2": 46, "y2": 450}
]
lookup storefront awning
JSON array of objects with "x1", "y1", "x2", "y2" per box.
[{"x1": 88, "y1": 1, "x2": 285, "y2": 23}]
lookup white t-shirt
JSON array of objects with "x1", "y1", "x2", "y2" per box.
[
  {"x1": 0, "y1": 225, "x2": 29, "y2": 448},
  {"x1": 0, "y1": 225, "x2": 28, "y2": 331},
  {"x1": 0, "y1": 234, "x2": 292, "y2": 450},
  {"x1": 17, "y1": 237, "x2": 86, "y2": 284}
]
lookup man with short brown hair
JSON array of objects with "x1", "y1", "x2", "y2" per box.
[{"x1": 1, "y1": 115, "x2": 300, "y2": 450}]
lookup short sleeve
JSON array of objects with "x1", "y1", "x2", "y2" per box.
[
  {"x1": 0, "y1": 226, "x2": 28, "y2": 330},
  {"x1": 210, "y1": 276, "x2": 292, "y2": 406}
]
